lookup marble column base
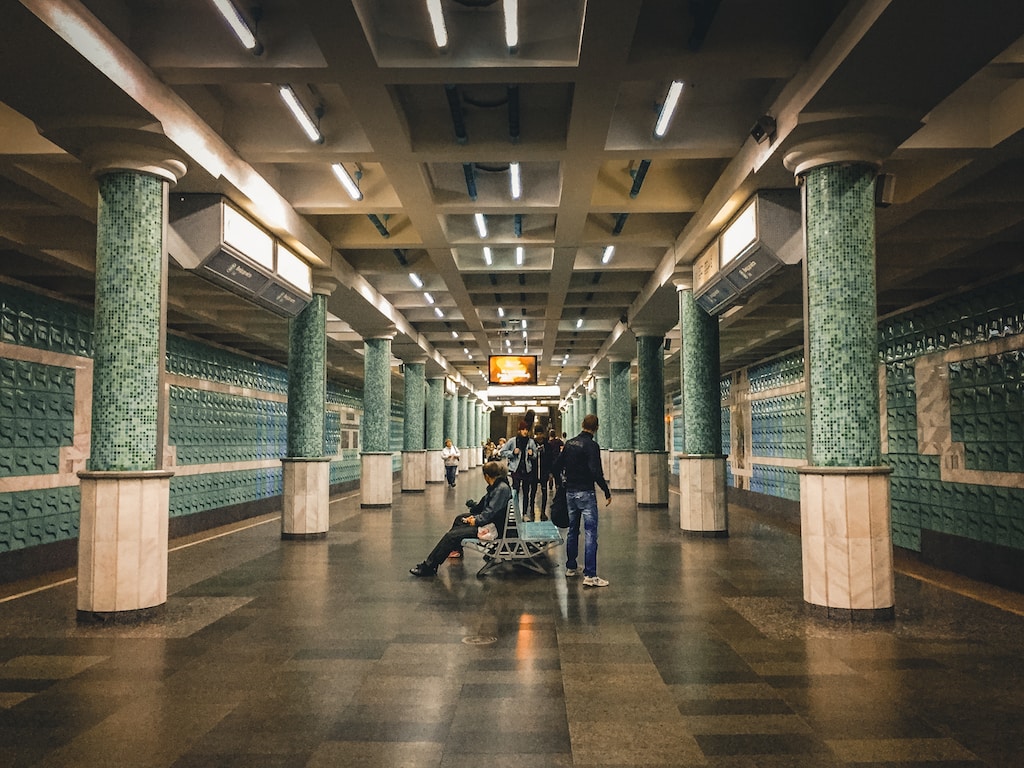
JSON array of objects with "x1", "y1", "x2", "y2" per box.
[
  {"x1": 799, "y1": 465, "x2": 894, "y2": 617},
  {"x1": 635, "y1": 452, "x2": 669, "y2": 507},
  {"x1": 77, "y1": 470, "x2": 173, "y2": 620},
  {"x1": 361, "y1": 451, "x2": 394, "y2": 507},
  {"x1": 609, "y1": 450, "x2": 635, "y2": 491},
  {"x1": 402, "y1": 450, "x2": 426, "y2": 492},
  {"x1": 282, "y1": 458, "x2": 330, "y2": 539},
  {"x1": 426, "y1": 450, "x2": 444, "y2": 483},
  {"x1": 679, "y1": 455, "x2": 728, "y2": 535},
  {"x1": 460, "y1": 447, "x2": 472, "y2": 472}
]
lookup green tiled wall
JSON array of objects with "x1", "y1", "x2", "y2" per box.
[
  {"x1": 168, "y1": 387, "x2": 287, "y2": 464},
  {"x1": 0, "y1": 487, "x2": 80, "y2": 553},
  {"x1": 750, "y1": 394, "x2": 806, "y2": 459},
  {"x1": 882, "y1": 274, "x2": 1024, "y2": 552},
  {"x1": 0, "y1": 359, "x2": 75, "y2": 477}
]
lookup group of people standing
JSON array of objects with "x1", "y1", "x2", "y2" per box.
[{"x1": 412, "y1": 412, "x2": 612, "y2": 588}]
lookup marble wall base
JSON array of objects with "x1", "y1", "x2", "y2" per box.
[
  {"x1": 601, "y1": 448, "x2": 610, "y2": 481},
  {"x1": 426, "y1": 450, "x2": 444, "y2": 483},
  {"x1": 609, "y1": 450, "x2": 634, "y2": 492},
  {"x1": 77, "y1": 470, "x2": 172, "y2": 619},
  {"x1": 402, "y1": 451, "x2": 426, "y2": 492},
  {"x1": 460, "y1": 448, "x2": 471, "y2": 473},
  {"x1": 635, "y1": 452, "x2": 669, "y2": 507},
  {"x1": 799, "y1": 466, "x2": 894, "y2": 616},
  {"x1": 361, "y1": 451, "x2": 394, "y2": 507},
  {"x1": 282, "y1": 458, "x2": 330, "y2": 538},
  {"x1": 679, "y1": 455, "x2": 728, "y2": 535}
]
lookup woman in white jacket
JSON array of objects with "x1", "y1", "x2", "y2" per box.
[{"x1": 441, "y1": 438, "x2": 460, "y2": 487}]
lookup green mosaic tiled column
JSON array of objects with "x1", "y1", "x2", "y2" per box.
[
  {"x1": 425, "y1": 377, "x2": 445, "y2": 483},
  {"x1": 90, "y1": 171, "x2": 166, "y2": 472},
  {"x1": 401, "y1": 360, "x2": 426, "y2": 492},
  {"x1": 77, "y1": 154, "x2": 184, "y2": 622},
  {"x1": 457, "y1": 394, "x2": 470, "y2": 470},
  {"x1": 444, "y1": 393, "x2": 457, "y2": 446},
  {"x1": 678, "y1": 287, "x2": 727, "y2": 535},
  {"x1": 287, "y1": 294, "x2": 326, "y2": 459},
  {"x1": 681, "y1": 290, "x2": 722, "y2": 455},
  {"x1": 283, "y1": 291, "x2": 331, "y2": 538},
  {"x1": 595, "y1": 375, "x2": 610, "y2": 440},
  {"x1": 608, "y1": 358, "x2": 634, "y2": 491},
  {"x1": 785, "y1": 143, "x2": 894, "y2": 618},
  {"x1": 361, "y1": 336, "x2": 393, "y2": 507},
  {"x1": 804, "y1": 162, "x2": 881, "y2": 467},
  {"x1": 636, "y1": 335, "x2": 666, "y2": 453},
  {"x1": 636, "y1": 333, "x2": 669, "y2": 506}
]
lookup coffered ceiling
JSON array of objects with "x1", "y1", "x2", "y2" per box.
[{"x1": 2, "y1": 0, "x2": 1024, "y2": 405}]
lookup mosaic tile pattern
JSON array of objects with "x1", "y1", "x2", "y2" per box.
[
  {"x1": 0, "y1": 283, "x2": 93, "y2": 358},
  {"x1": 443, "y1": 393, "x2": 457, "y2": 446},
  {"x1": 0, "y1": 359, "x2": 74, "y2": 477},
  {"x1": 424, "y1": 378, "x2": 444, "y2": 449},
  {"x1": 804, "y1": 163, "x2": 880, "y2": 467},
  {"x1": 749, "y1": 353, "x2": 805, "y2": 393},
  {"x1": 402, "y1": 362, "x2": 425, "y2": 451},
  {"x1": 361, "y1": 338, "x2": 392, "y2": 452},
  {"x1": 169, "y1": 468, "x2": 282, "y2": 517},
  {"x1": 595, "y1": 376, "x2": 610, "y2": 441},
  {"x1": 681, "y1": 290, "x2": 721, "y2": 454},
  {"x1": 89, "y1": 171, "x2": 165, "y2": 471},
  {"x1": 750, "y1": 464, "x2": 801, "y2": 500},
  {"x1": 287, "y1": 294, "x2": 327, "y2": 458},
  {"x1": 168, "y1": 387, "x2": 286, "y2": 465},
  {"x1": 751, "y1": 393, "x2": 807, "y2": 459},
  {"x1": 884, "y1": 276, "x2": 1024, "y2": 553},
  {"x1": 167, "y1": 334, "x2": 288, "y2": 394},
  {"x1": 636, "y1": 335, "x2": 666, "y2": 452},
  {"x1": 608, "y1": 360, "x2": 633, "y2": 449},
  {"x1": 0, "y1": 487, "x2": 79, "y2": 552},
  {"x1": 457, "y1": 394, "x2": 468, "y2": 448}
]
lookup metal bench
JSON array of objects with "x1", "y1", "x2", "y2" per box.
[{"x1": 462, "y1": 490, "x2": 563, "y2": 577}]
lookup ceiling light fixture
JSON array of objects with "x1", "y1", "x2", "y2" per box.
[
  {"x1": 409, "y1": 272, "x2": 424, "y2": 288},
  {"x1": 515, "y1": 245, "x2": 524, "y2": 266},
  {"x1": 435, "y1": 307, "x2": 445, "y2": 318},
  {"x1": 452, "y1": 330, "x2": 459, "y2": 338},
  {"x1": 522, "y1": 318, "x2": 527, "y2": 329},
  {"x1": 424, "y1": 292, "x2": 435, "y2": 304},
  {"x1": 209, "y1": 0, "x2": 263, "y2": 55},
  {"x1": 483, "y1": 246, "x2": 493, "y2": 266},
  {"x1": 503, "y1": 0, "x2": 519, "y2": 52},
  {"x1": 474, "y1": 212, "x2": 488, "y2": 238},
  {"x1": 498, "y1": 307, "x2": 505, "y2": 318},
  {"x1": 576, "y1": 318, "x2": 583, "y2": 329},
  {"x1": 425, "y1": 0, "x2": 448, "y2": 49},
  {"x1": 278, "y1": 84, "x2": 323, "y2": 144},
  {"x1": 653, "y1": 80, "x2": 684, "y2": 139},
  {"x1": 602, "y1": 245, "x2": 615, "y2": 264},
  {"x1": 509, "y1": 161, "x2": 522, "y2": 199},
  {"x1": 331, "y1": 162, "x2": 363, "y2": 201}
]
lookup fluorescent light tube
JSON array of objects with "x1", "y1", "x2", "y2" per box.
[
  {"x1": 602, "y1": 245, "x2": 615, "y2": 264},
  {"x1": 426, "y1": 0, "x2": 448, "y2": 49},
  {"x1": 210, "y1": 0, "x2": 261, "y2": 53},
  {"x1": 424, "y1": 292, "x2": 435, "y2": 304},
  {"x1": 509, "y1": 161, "x2": 522, "y2": 199},
  {"x1": 503, "y1": 0, "x2": 519, "y2": 50},
  {"x1": 515, "y1": 245, "x2": 524, "y2": 265},
  {"x1": 483, "y1": 246, "x2": 493, "y2": 265},
  {"x1": 576, "y1": 318, "x2": 583, "y2": 329},
  {"x1": 409, "y1": 272, "x2": 424, "y2": 288},
  {"x1": 498, "y1": 307, "x2": 505, "y2": 318},
  {"x1": 654, "y1": 80, "x2": 684, "y2": 138},
  {"x1": 279, "y1": 85, "x2": 322, "y2": 143},
  {"x1": 434, "y1": 307, "x2": 445, "y2": 318},
  {"x1": 474, "y1": 212, "x2": 488, "y2": 238},
  {"x1": 331, "y1": 163, "x2": 362, "y2": 201}
]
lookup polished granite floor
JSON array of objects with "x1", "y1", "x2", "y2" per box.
[{"x1": 2, "y1": 474, "x2": 1024, "y2": 768}]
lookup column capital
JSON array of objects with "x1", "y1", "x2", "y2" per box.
[
  {"x1": 630, "y1": 325, "x2": 667, "y2": 338},
  {"x1": 312, "y1": 273, "x2": 341, "y2": 296},
  {"x1": 81, "y1": 141, "x2": 187, "y2": 184},
  {"x1": 783, "y1": 133, "x2": 895, "y2": 177}
]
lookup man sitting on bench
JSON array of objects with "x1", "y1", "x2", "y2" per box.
[{"x1": 409, "y1": 461, "x2": 512, "y2": 577}]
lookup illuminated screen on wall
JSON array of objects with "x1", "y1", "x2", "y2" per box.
[{"x1": 488, "y1": 355, "x2": 538, "y2": 385}]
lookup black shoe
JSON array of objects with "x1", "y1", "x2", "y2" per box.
[{"x1": 409, "y1": 562, "x2": 437, "y2": 577}]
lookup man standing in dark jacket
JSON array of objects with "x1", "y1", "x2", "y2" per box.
[{"x1": 552, "y1": 414, "x2": 612, "y2": 587}]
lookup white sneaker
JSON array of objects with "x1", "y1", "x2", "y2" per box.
[
  {"x1": 565, "y1": 567, "x2": 580, "y2": 577},
  {"x1": 583, "y1": 576, "x2": 609, "y2": 588}
]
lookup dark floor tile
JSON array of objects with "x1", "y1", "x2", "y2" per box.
[
  {"x1": 695, "y1": 733, "x2": 829, "y2": 756},
  {"x1": 677, "y1": 698, "x2": 794, "y2": 716}
]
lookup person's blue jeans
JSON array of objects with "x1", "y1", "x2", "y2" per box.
[
  {"x1": 565, "y1": 489, "x2": 599, "y2": 577},
  {"x1": 445, "y1": 465, "x2": 457, "y2": 486}
]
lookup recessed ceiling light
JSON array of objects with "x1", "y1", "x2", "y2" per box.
[{"x1": 654, "y1": 80, "x2": 684, "y2": 139}]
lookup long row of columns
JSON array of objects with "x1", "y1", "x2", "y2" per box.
[{"x1": 78, "y1": 136, "x2": 895, "y2": 623}]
